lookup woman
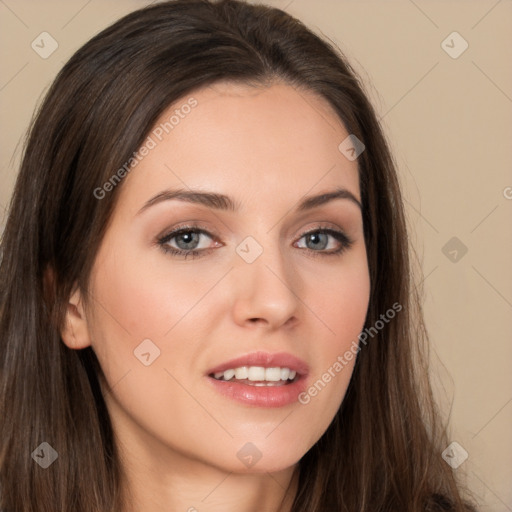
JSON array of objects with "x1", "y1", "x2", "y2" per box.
[{"x1": 0, "y1": 0, "x2": 478, "y2": 510}]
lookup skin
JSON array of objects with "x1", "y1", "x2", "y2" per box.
[{"x1": 61, "y1": 81, "x2": 370, "y2": 512}]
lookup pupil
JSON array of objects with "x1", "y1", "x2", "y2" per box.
[
  {"x1": 308, "y1": 233, "x2": 327, "y2": 250},
  {"x1": 178, "y1": 232, "x2": 198, "y2": 249}
]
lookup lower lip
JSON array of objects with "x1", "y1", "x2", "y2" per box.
[{"x1": 206, "y1": 375, "x2": 308, "y2": 408}]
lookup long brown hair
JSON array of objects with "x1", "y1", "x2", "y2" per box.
[{"x1": 0, "y1": 1, "x2": 478, "y2": 510}]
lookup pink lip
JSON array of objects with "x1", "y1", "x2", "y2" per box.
[
  {"x1": 205, "y1": 351, "x2": 310, "y2": 408},
  {"x1": 206, "y1": 350, "x2": 310, "y2": 376}
]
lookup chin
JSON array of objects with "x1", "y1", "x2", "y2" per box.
[{"x1": 231, "y1": 442, "x2": 305, "y2": 475}]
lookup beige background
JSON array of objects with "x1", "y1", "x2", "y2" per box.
[{"x1": 1, "y1": 1, "x2": 511, "y2": 510}]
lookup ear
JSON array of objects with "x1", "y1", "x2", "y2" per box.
[{"x1": 60, "y1": 284, "x2": 92, "y2": 350}]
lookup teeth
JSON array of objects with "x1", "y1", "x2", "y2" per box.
[
  {"x1": 235, "y1": 367, "x2": 249, "y2": 379},
  {"x1": 264, "y1": 367, "x2": 282, "y2": 382},
  {"x1": 212, "y1": 366, "x2": 298, "y2": 382},
  {"x1": 223, "y1": 368, "x2": 236, "y2": 381},
  {"x1": 248, "y1": 366, "x2": 265, "y2": 381}
]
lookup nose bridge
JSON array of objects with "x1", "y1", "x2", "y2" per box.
[{"x1": 231, "y1": 230, "x2": 301, "y2": 327}]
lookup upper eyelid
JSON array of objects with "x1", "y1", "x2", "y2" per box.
[{"x1": 160, "y1": 226, "x2": 218, "y2": 242}]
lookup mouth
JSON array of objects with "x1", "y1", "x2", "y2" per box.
[{"x1": 205, "y1": 351, "x2": 309, "y2": 407}]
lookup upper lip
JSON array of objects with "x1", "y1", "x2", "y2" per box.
[{"x1": 207, "y1": 351, "x2": 310, "y2": 377}]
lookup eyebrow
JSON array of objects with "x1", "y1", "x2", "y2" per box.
[{"x1": 137, "y1": 186, "x2": 362, "y2": 216}]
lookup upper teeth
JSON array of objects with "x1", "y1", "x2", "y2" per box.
[{"x1": 213, "y1": 366, "x2": 297, "y2": 382}]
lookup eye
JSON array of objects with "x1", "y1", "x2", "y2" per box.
[
  {"x1": 157, "y1": 225, "x2": 219, "y2": 260},
  {"x1": 294, "y1": 227, "x2": 353, "y2": 257}
]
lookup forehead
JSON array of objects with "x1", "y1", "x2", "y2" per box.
[{"x1": 117, "y1": 81, "x2": 360, "y2": 212}]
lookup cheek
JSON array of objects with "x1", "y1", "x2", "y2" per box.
[
  {"x1": 85, "y1": 248, "x2": 212, "y2": 452},
  {"x1": 90, "y1": 245, "x2": 202, "y2": 341},
  {"x1": 299, "y1": 250, "x2": 370, "y2": 410},
  {"x1": 319, "y1": 272, "x2": 369, "y2": 340},
  {"x1": 84, "y1": 242, "x2": 197, "y2": 393},
  {"x1": 314, "y1": 250, "x2": 370, "y2": 349}
]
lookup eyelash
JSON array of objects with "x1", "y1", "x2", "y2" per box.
[{"x1": 156, "y1": 224, "x2": 354, "y2": 260}]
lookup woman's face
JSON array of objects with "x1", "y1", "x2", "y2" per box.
[{"x1": 76, "y1": 81, "x2": 370, "y2": 475}]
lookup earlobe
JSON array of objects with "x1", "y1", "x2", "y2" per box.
[{"x1": 60, "y1": 286, "x2": 92, "y2": 350}]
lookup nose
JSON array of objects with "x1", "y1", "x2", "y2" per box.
[{"x1": 231, "y1": 241, "x2": 301, "y2": 330}]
